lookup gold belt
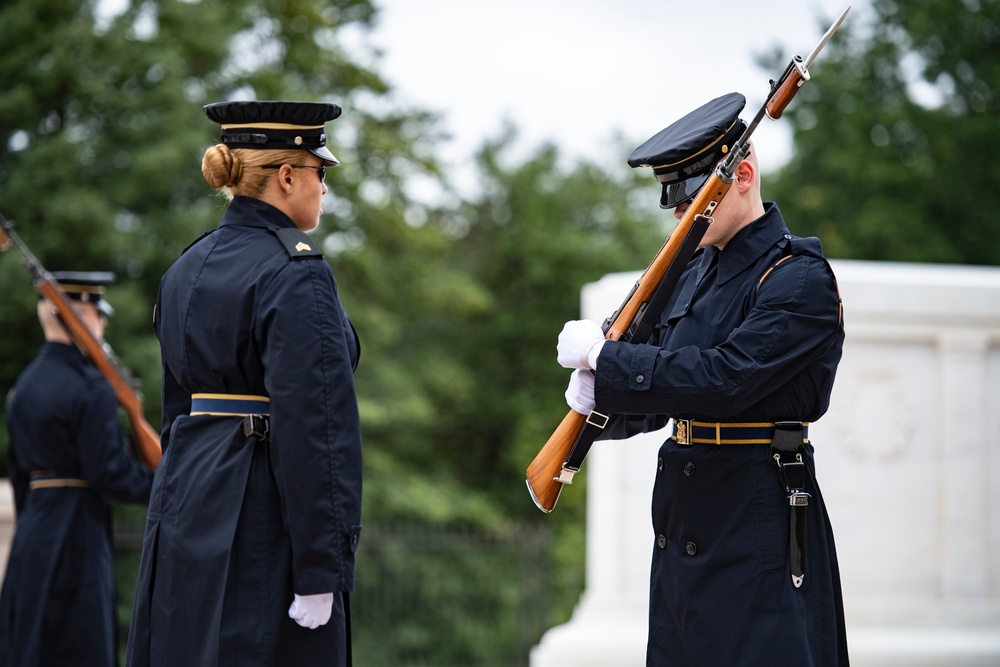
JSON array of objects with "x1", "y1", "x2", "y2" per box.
[{"x1": 672, "y1": 419, "x2": 810, "y2": 445}]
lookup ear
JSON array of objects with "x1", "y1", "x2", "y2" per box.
[
  {"x1": 735, "y1": 159, "x2": 755, "y2": 191},
  {"x1": 277, "y1": 165, "x2": 295, "y2": 194}
]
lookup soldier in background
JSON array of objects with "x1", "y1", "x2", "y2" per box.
[{"x1": 0, "y1": 271, "x2": 153, "y2": 667}]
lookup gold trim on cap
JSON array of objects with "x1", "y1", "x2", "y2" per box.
[{"x1": 221, "y1": 122, "x2": 324, "y2": 131}]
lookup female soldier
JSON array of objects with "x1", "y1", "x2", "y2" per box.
[{"x1": 126, "y1": 101, "x2": 362, "y2": 667}]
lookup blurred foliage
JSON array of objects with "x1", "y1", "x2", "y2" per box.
[
  {"x1": 4, "y1": 0, "x2": 1000, "y2": 664},
  {"x1": 763, "y1": 0, "x2": 1000, "y2": 265},
  {"x1": 0, "y1": 0, "x2": 663, "y2": 663}
]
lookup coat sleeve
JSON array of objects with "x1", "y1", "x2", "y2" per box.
[
  {"x1": 154, "y1": 284, "x2": 192, "y2": 454},
  {"x1": 258, "y1": 257, "x2": 362, "y2": 594},
  {"x1": 594, "y1": 254, "x2": 842, "y2": 418},
  {"x1": 74, "y1": 376, "x2": 153, "y2": 503}
]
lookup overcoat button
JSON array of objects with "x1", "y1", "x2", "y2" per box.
[
  {"x1": 636, "y1": 374, "x2": 644, "y2": 384},
  {"x1": 658, "y1": 457, "x2": 664, "y2": 472},
  {"x1": 683, "y1": 462, "x2": 695, "y2": 476},
  {"x1": 685, "y1": 541, "x2": 698, "y2": 556},
  {"x1": 657, "y1": 535, "x2": 667, "y2": 549}
]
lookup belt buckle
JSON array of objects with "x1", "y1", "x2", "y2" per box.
[
  {"x1": 243, "y1": 414, "x2": 269, "y2": 442},
  {"x1": 674, "y1": 418, "x2": 691, "y2": 445}
]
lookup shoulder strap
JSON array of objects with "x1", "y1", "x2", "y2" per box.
[
  {"x1": 274, "y1": 228, "x2": 323, "y2": 259},
  {"x1": 757, "y1": 236, "x2": 842, "y2": 324},
  {"x1": 180, "y1": 229, "x2": 216, "y2": 255}
]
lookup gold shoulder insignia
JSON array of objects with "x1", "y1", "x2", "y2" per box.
[{"x1": 275, "y1": 228, "x2": 322, "y2": 258}]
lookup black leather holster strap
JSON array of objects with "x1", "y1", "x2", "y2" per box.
[
  {"x1": 770, "y1": 421, "x2": 809, "y2": 588},
  {"x1": 344, "y1": 591, "x2": 353, "y2": 667}
]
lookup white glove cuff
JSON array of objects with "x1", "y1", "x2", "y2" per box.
[{"x1": 588, "y1": 339, "x2": 605, "y2": 371}]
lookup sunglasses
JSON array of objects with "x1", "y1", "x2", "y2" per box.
[{"x1": 261, "y1": 164, "x2": 326, "y2": 183}]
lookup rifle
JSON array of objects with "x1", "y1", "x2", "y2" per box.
[
  {"x1": 0, "y1": 213, "x2": 162, "y2": 470},
  {"x1": 526, "y1": 6, "x2": 851, "y2": 512}
]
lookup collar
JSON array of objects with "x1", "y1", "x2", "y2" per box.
[
  {"x1": 41, "y1": 341, "x2": 85, "y2": 362},
  {"x1": 221, "y1": 196, "x2": 297, "y2": 231},
  {"x1": 716, "y1": 202, "x2": 790, "y2": 285}
]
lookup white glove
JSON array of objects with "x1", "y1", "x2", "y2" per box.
[
  {"x1": 288, "y1": 592, "x2": 334, "y2": 629},
  {"x1": 557, "y1": 320, "x2": 606, "y2": 370},
  {"x1": 565, "y1": 369, "x2": 596, "y2": 415}
]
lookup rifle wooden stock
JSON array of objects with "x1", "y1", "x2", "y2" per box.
[
  {"x1": 526, "y1": 409, "x2": 588, "y2": 513},
  {"x1": 0, "y1": 216, "x2": 162, "y2": 470},
  {"x1": 526, "y1": 175, "x2": 733, "y2": 512}
]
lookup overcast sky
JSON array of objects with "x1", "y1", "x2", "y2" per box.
[{"x1": 360, "y1": 0, "x2": 867, "y2": 194}]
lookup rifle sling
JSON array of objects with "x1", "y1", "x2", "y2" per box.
[{"x1": 563, "y1": 215, "x2": 711, "y2": 472}]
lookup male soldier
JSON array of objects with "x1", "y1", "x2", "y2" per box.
[
  {"x1": 0, "y1": 272, "x2": 153, "y2": 667},
  {"x1": 557, "y1": 93, "x2": 850, "y2": 665}
]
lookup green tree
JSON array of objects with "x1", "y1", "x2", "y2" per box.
[
  {"x1": 0, "y1": 0, "x2": 432, "y2": 470},
  {"x1": 347, "y1": 128, "x2": 671, "y2": 664},
  {"x1": 763, "y1": 0, "x2": 1000, "y2": 265},
  {"x1": 0, "y1": 1, "x2": 673, "y2": 664}
]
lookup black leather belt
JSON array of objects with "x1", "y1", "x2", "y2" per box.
[
  {"x1": 190, "y1": 393, "x2": 270, "y2": 416},
  {"x1": 29, "y1": 471, "x2": 88, "y2": 490},
  {"x1": 671, "y1": 419, "x2": 809, "y2": 446},
  {"x1": 190, "y1": 393, "x2": 270, "y2": 442}
]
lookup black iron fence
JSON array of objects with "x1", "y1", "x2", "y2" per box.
[{"x1": 115, "y1": 521, "x2": 579, "y2": 667}]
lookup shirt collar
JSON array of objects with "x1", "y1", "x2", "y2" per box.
[
  {"x1": 221, "y1": 196, "x2": 297, "y2": 230},
  {"x1": 716, "y1": 202, "x2": 789, "y2": 284}
]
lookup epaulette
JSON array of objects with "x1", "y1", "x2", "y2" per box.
[
  {"x1": 181, "y1": 229, "x2": 217, "y2": 255},
  {"x1": 757, "y1": 235, "x2": 841, "y2": 324},
  {"x1": 274, "y1": 228, "x2": 323, "y2": 259}
]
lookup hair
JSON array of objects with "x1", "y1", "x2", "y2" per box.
[{"x1": 201, "y1": 144, "x2": 310, "y2": 200}]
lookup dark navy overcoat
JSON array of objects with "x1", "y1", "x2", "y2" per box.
[
  {"x1": 595, "y1": 204, "x2": 850, "y2": 666},
  {"x1": 126, "y1": 197, "x2": 362, "y2": 667},
  {"x1": 1, "y1": 342, "x2": 153, "y2": 667}
]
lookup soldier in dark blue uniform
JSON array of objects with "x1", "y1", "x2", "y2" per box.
[
  {"x1": 558, "y1": 94, "x2": 850, "y2": 666},
  {"x1": 1, "y1": 272, "x2": 154, "y2": 667},
  {"x1": 125, "y1": 101, "x2": 362, "y2": 667}
]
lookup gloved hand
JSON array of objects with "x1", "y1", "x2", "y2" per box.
[
  {"x1": 557, "y1": 320, "x2": 605, "y2": 370},
  {"x1": 565, "y1": 369, "x2": 596, "y2": 415},
  {"x1": 288, "y1": 592, "x2": 334, "y2": 629}
]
